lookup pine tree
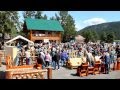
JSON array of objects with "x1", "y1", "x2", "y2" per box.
[
  {"x1": 91, "y1": 30, "x2": 99, "y2": 42},
  {"x1": 57, "y1": 11, "x2": 76, "y2": 42},
  {"x1": 35, "y1": 11, "x2": 43, "y2": 19},
  {"x1": 106, "y1": 32, "x2": 115, "y2": 43},
  {"x1": 23, "y1": 11, "x2": 36, "y2": 18},
  {"x1": 43, "y1": 14, "x2": 47, "y2": 20},
  {"x1": 50, "y1": 16, "x2": 56, "y2": 20},
  {"x1": 100, "y1": 31, "x2": 107, "y2": 42},
  {"x1": 0, "y1": 11, "x2": 19, "y2": 39}
]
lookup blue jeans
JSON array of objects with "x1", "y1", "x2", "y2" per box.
[
  {"x1": 53, "y1": 61, "x2": 60, "y2": 69},
  {"x1": 61, "y1": 58, "x2": 66, "y2": 66}
]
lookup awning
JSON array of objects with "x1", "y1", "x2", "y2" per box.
[{"x1": 5, "y1": 35, "x2": 34, "y2": 45}]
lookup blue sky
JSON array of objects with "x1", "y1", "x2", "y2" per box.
[{"x1": 19, "y1": 11, "x2": 120, "y2": 31}]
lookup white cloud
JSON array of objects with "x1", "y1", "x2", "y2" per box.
[
  {"x1": 83, "y1": 18, "x2": 106, "y2": 26},
  {"x1": 75, "y1": 24, "x2": 81, "y2": 31}
]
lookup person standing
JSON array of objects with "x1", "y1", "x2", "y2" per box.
[
  {"x1": 45, "y1": 51, "x2": 52, "y2": 67},
  {"x1": 60, "y1": 50, "x2": 68, "y2": 66},
  {"x1": 37, "y1": 53, "x2": 46, "y2": 69},
  {"x1": 86, "y1": 50, "x2": 94, "y2": 67},
  {"x1": 116, "y1": 45, "x2": 120, "y2": 58},
  {"x1": 53, "y1": 50, "x2": 60, "y2": 70},
  {"x1": 25, "y1": 47, "x2": 31, "y2": 65},
  {"x1": 110, "y1": 48, "x2": 116, "y2": 65},
  {"x1": 104, "y1": 51, "x2": 110, "y2": 74}
]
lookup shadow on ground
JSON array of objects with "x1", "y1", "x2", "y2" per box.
[{"x1": 70, "y1": 73, "x2": 78, "y2": 76}]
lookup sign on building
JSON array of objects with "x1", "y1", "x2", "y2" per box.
[{"x1": 44, "y1": 39, "x2": 49, "y2": 43}]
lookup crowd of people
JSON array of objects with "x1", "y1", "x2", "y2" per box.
[{"x1": 13, "y1": 41, "x2": 120, "y2": 74}]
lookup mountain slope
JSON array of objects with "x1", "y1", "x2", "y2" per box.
[{"x1": 78, "y1": 21, "x2": 120, "y2": 39}]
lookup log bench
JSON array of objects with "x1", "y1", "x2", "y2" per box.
[
  {"x1": 5, "y1": 68, "x2": 47, "y2": 79},
  {"x1": 77, "y1": 63, "x2": 88, "y2": 77},
  {"x1": 5, "y1": 55, "x2": 52, "y2": 79}
]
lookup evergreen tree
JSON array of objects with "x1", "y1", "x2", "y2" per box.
[
  {"x1": 23, "y1": 11, "x2": 36, "y2": 18},
  {"x1": 81, "y1": 30, "x2": 93, "y2": 43},
  {"x1": 100, "y1": 31, "x2": 107, "y2": 42},
  {"x1": 56, "y1": 11, "x2": 76, "y2": 42},
  {"x1": 106, "y1": 32, "x2": 115, "y2": 43},
  {"x1": 35, "y1": 11, "x2": 47, "y2": 20},
  {"x1": 50, "y1": 16, "x2": 56, "y2": 20},
  {"x1": 0, "y1": 11, "x2": 19, "y2": 39},
  {"x1": 63, "y1": 15, "x2": 76, "y2": 42},
  {"x1": 91, "y1": 30, "x2": 99, "y2": 42},
  {"x1": 43, "y1": 14, "x2": 47, "y2": 20},
  {"x1": 35, "y1": 11, "x2": 43, "y2": 19}
]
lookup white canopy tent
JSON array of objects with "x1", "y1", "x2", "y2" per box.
[
  {"x1": 75, "y1": 35, "x2": 85, "y2": 43},
  {"x1": 5, "y1": 35, "x2": 34, "y2": 46}
]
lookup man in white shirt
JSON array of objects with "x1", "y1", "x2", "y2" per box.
[
  {"x1": 25, "y1": 47, "x2": 31, "y2": 65},
  {"x1": 86, "y1": 50, "x2": 94, "y2": 66}
]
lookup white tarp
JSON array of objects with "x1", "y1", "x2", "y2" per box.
[{"x1": 5, "y1": 35, "x2": 34, "y2": 45}]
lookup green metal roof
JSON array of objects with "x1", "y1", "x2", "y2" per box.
[{"x1": 25, "y1": 18, "x2": 64, "y2": 31}]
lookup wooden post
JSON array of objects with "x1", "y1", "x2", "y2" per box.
[
  {"x1": 0, "y1": 52, "x2": 3, "y2": 67},
  {"x1": 113, "y1": 62, "x2": 117, "y2": 70},
  {"x1": 0, "y1": 56, "x2": 1, "y2": 67},
  {"x1": 47, "y1": 67, "x2": 52, "y2": 79},
  {"x1": 30, "y1": 30, "x2": 32, "y2": 41},
  {"x1": 117, "y1": 61, "x2": 120, "y2": 70},
  {"x1": 6, "y1": 70, "x2": 12, "y2": 79},
  {"x1": 59, "y1": 32, "x2": 61, "y2": 43},
  {"x1": 117, "y1": 58, "x2": 120, "y2": 70}
]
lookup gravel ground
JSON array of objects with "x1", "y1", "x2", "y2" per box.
[{"x1": 44, "y1": 66, "x2": 120, "y2": 79}]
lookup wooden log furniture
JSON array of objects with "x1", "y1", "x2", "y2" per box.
[
  {"x1": 93, "y1": 61, "x2": 101, "y2": 75},
  {"x1": 77, "y1": 62, "x2": 88, "y2": 77},
  {"x1": 100, "y1": 63, "x2": 105, "y2": 74},
  {"x1": 5, "y1": 68, "x2": 47, "y2": 79},
  {"x1": 113, "y1": 62, "x2": 117, "y2": 70},
  {"x1": 5, "y1": 55, "x2": 52, "y2": 79},
  {"x1": 66, "y1": 58, "x2": 82, "y2": 69},
  {"x1": 66, "y1": 56, "x2": 86, "y2": 69},
  {"x1": 117, "y1": 57, "x2": 120, "y2": 70},
  {"x1": 87, "y1": 66, "x2": 94, "y2": 75}
]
